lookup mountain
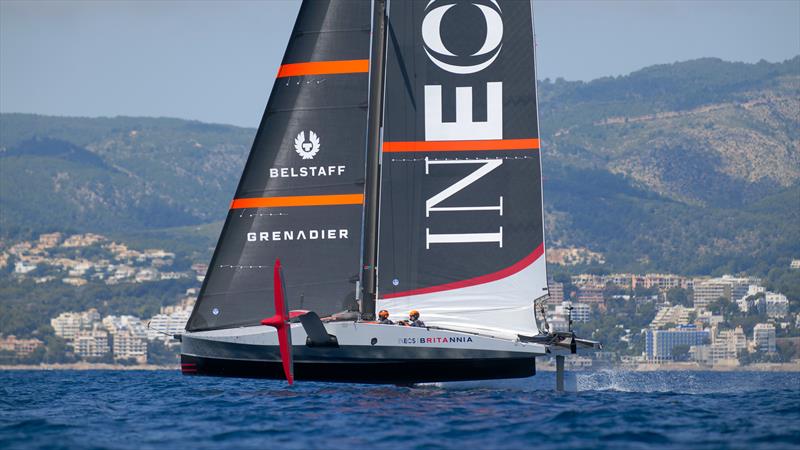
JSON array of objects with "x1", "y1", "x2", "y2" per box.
[
  {"x1": 0, "y1": 116, "x2": 252, "y2": 237},
  {"x1": 1, "y1": 57, "x2": 798, "y2": 276},
  {"x1": 540, "y1": 57, "x2": 799, "y2": 206},
  {"x1": 539, "y1": 57, "x2": 800, "y2": 275}
]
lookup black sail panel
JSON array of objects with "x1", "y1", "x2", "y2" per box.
[
  {"x1": 376, "y1": 0, "x2": 546, "y2": 337},
  {"x1": 187, "y1": 0, "x2": 371, "y2": 332}
]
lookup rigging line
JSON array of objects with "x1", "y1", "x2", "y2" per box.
[
  {"x1": 237, "y1": 209, "x2": 290, "y2": 218},
  {"x1": 246, "y1": 212, "x2": 289, "y2": 218},
  {"x1": 145, "y1": 321, "x2": 179, "y2": 339}
]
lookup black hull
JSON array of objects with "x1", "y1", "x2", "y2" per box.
[{"x1": 181, "y1": 354, "x2": 535, "y2": 384}]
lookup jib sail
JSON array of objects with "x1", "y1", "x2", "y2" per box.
[
  {"x1": 186, "y1": 0, "x2": 372, "y2": 332},
  {"x1": 375, "y1": 0, "x2": 547, "y2": 338}
]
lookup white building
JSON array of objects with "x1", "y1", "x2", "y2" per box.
[
  {"x1": 737, "y1": 285, "x2": 766, "y2": 313},
  {"x1": 695, "y1": 310, "x2": 724, "y2": 328},
  {"x1": 710, "y1": 326, "x2": 747, "y2": 364},
  {"x1": 102, "y1": 315, "x2": 147, "y2": 335},
  {"x1": 570, "y1": 303, "x2": 591, "y2": 323},
  {"x1": 112, "y1": 328, "x2": 148, "y2": 363},
  {"x1": 693, "y1": 275, "x2": 756, "y2": 311},
  {"x1": 546, "y1": 301, "x2": 590, "y2": 332},
  {"x1": 635, "y1": 273, "x2": 689, "y2": 291},
  {"x1": 135, "y1": 268, "x2": 158, "y2": 283},
  {"x1": 547, "y1": 279, "x2": 564, "y2": 304},
  {"x1": 650, "y1": 305, "x2": 694, "y2": 329},
  {"x1": 51, "y1": 313, "x2": 82, "y2": 339},
  {"x1": 62, "y1": 277, "x2": 88, "y2": 287},
  {"x1": 103, "y1": 314, "x2": 148, "y2": 362},
  {"x1": 753, "y1": 323, "x2": 776, "y2": 353},
  {"x1": 552, "y1": 301, "x2": 590, "y2": 323},
  {"x1": 14, "y1": 261, "x2": 37, "y2": 274},
  {"x1": 51, "y1": 309, "x2": 102, "y2": 339},
  {"x1": 73, "y1": 329, "x2": 110, "y2": 358},
  {"x1": 765, "y1": 292, "x2": 789, "y2": 319}
]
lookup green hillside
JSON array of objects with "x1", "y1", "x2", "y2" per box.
[
  {"x1": 1, "y1": 57, "x2": 798, "y2": 276},
  {"x1": 0, "y1": 115, "x2": 252, "y2": 238}
]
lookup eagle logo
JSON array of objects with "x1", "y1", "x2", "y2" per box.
[{"x1": 294, "y1": 130, "x2": 321, "y2": 160}]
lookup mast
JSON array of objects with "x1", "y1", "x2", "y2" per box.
[{"x1": 360, "y1": 0, "x2": 388, "y2": 320}]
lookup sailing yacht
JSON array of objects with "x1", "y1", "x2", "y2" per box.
[{"x1": 181, "y1": 0, "x2": 597, "y2": 384}]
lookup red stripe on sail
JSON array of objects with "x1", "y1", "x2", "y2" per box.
[
  {"x1": 277, "y1": 59, "x2": 369, "y2": 77},
  {"x1": 381, "y1": 243, "x2": 545, "y2": 299},
  {"x1": 230, "y1": 194, "x2": 364, "y2": 209},
  {"x1": 382, "y1": 138, "x2": 539, "y2": 153}
]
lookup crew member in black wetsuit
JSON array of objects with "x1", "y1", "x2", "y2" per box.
[
  {"x1": 403, "y1": 310, "x2": 425, "y2": 327},
  {"x1": 377, "y1": 309, "x2": 394, "y2": 325}
]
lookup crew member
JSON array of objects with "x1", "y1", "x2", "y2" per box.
[
  {"x1": 405, "y1": 310, "x2": 425, "y2": 327},
  {"x1": 377, "y1": 309, "x2": 394, "y2": 325}
]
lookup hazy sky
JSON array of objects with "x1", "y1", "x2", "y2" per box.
[{"x1": 1, "y1": 0, "x2": 798, "y2": 128}]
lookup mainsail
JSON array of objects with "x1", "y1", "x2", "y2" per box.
[
  {"x1": 186, "y1": 0, "x2": 372, "y2": 331},
  {"x1": 375, "y1": 0, "x2": 547, "y2": 338}
]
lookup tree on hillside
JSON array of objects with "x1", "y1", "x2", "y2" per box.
[
  {"x1": 666, "y1": 287, "x2": 692, "y2": 307},
  {"x1": 709, "y1": 297, "x2": 736, "y2": 318}
]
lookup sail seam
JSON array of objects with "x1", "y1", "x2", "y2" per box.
[
  {"x1": 266, "y1": 105, "x2": 367, "y2": 114},
  {"x1": 293, "y1": 27, "x2": 371, "y2": 36}
]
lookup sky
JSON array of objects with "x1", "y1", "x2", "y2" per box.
[{"x1": 1, "y1": 0, "x2": 798, "y2": 128}]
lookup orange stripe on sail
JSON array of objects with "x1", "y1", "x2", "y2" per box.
[
  {"x1": 230, "y1": 194, "x2": 364, "y2": 209},
  {"x1": 383, "y1": 138, "x2": 540, "y2": 153},
  {"x1": 276, "y1": 60, "x2": 369, "y2": 78}
]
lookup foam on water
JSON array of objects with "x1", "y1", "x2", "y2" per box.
[
  {"x1": 574, "y1": 369, "x2": 798, "y2": 394},
  {"x1": 410, "y1": 368, "x2": 798, "y2": 395}
]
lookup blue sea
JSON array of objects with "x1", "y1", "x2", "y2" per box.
[{"x1": 1, "y1": 370, "x2": 798, "y2": 449}]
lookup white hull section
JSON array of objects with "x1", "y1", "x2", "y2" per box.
[{"x1": 183, "y1": 321, "x2": 547, "y2": 358}]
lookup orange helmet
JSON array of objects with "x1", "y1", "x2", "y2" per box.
[
  {"x1": 378, "y1": 310, "x2": 389, "y2": 319},
  {"x1": 409, "y1": 310, "x2": 419, "y2": 319}
]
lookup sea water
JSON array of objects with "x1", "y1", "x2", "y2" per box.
[{"x1": 1, "y1": 370, "x2": 798, "y2": 449}]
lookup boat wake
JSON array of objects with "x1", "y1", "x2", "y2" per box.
[
  {"x1": 415, "y1": 369, "x2": 796, "y2": 395},
  {"x1": 575, "y1": 369, "x2": 797, "y2": 394}
]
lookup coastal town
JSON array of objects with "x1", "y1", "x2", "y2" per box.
[
  {"x1": 0, "y1": 232, "x2": 798, "y2": 369},
  {"x1": 2, "y1": 232, "x2": 206, "y2": 286},
  {"x1": 544, "y1": 270, "x2": 798, "y2": 370}
]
